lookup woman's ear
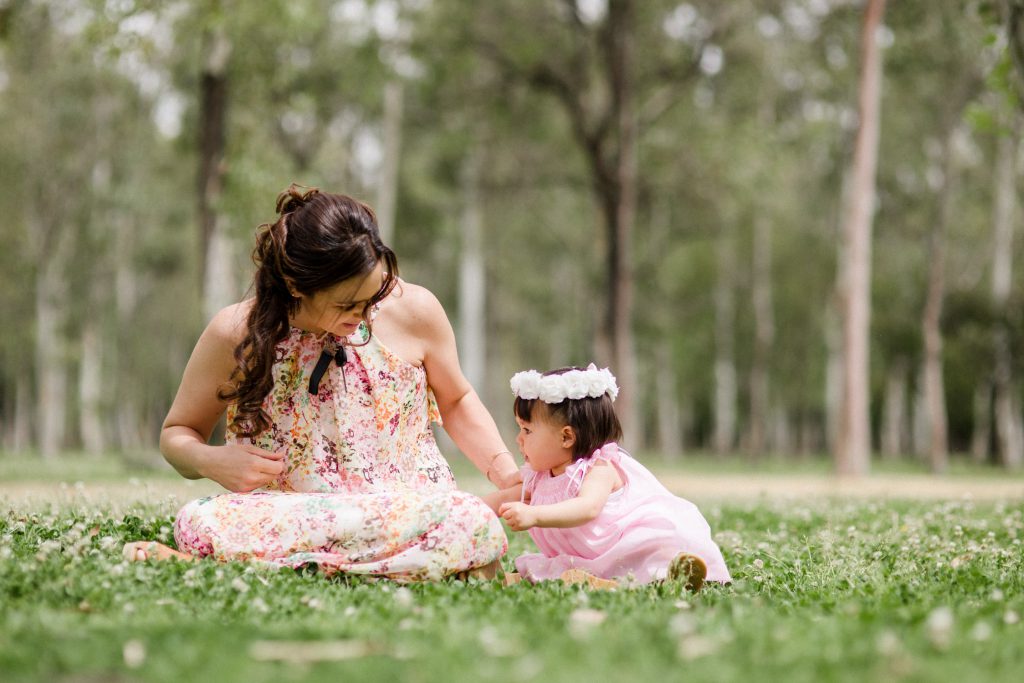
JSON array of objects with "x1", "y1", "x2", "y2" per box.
[
  {"x1": 283, "y1": 278, "x2": 301, "y2": 299},
  {"x1": 561, "y1": 425, "x2": 576, "y2": 449}
]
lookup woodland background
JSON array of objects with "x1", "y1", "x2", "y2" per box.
[{"x1": 1, "y1": 0, "x2": 1023, "y2": 476}]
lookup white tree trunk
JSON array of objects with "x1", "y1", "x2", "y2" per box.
[
  {"x1": 880, "y1": 359, "x2": 909, "y2": 459},
  {"x1": 749, "y1": 215, "x2": 775, "y2": 456},
  {"x1": 713, "y1": 224, "x2": 737, "y2": 455},
  {"x1": 991, "y1": 120, "x2": 1023, "y2": 469},
  {"x1": 458, "y1": 148, "x2": 486, "y2": 394},
  {"x1": 36, "y1": 258, "x2": 67, "y2": 458},
  {"x1": 911, "y1": 363, "x2": 929, "y2": 460},
  {"x1": 655, "y1": 343, "x2": 682, "y2": 459},
  {"x1": 376, "y1": 80, "x2": 403, "y2": 247},
  {"x1": 79, "y1": 318, "x2": 106, "y2": 453},
  {"x1": 836, "y1": 0, "x2": 886, "y2": 476},
  {"x1": 203, "y1": 219, "x2": 237, "y2": 322},
  {"x1": 10, "y1": 373, "x2": 33, "y2": 452},
  {"x1": 970, "y1": 382, "x2": 992, "y2": 463}
]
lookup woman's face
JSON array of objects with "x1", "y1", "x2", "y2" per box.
[{"x1": 292, "y1": 261, "x2": 386, "y2": 337}]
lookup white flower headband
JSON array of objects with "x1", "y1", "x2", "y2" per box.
[{"x1": 510, "y1": 363, "x2": 619, "y2": 403}]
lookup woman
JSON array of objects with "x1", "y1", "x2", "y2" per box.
[{"x1": 123, "y1": 184, "x2": 519, "y2": 581}]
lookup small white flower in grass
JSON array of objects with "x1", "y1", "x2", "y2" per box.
[
  {"x1": 875, "y1": 630, "x2": 900, "y2": 656},
  {"x1": 669, "y1": 613, "x2": 697, "y2": 637},
  {"x1": 925, "y1": 606, "x2": 954, "y2": 650},
  {"x1": 990, "y1": 589, "x2": 1004, "y2": 602},
  {"x1": 251, "y1": 597, "x2": 270, "y2": 614},
  {"x1": 568, "y1": 608, "x2": 606, "y2": 640},
  {"x1": 343, "y1": 606, "x2": 358, "y2": 617},
  {"x1": 1004, "y1": 610, "x2": 1020, "y2": 625},
  {"x1": 393, "y1": 587, "x2": 414, "y2": 608},
  {"x1": 477, "y1": 625, "x2": 519, "y2": 657},
  {"x1": 231, "y1": 577, "x2": 249, "y2": 593},
  {"x1": 123, "y1": 640, "x2": 145, "y2": 668},
  {"x1": 677, "y1": 636, "x2": 720, "y2": 661},
  {"x1": 970, "y1": 621, "x2": 992, "y2": 642}
]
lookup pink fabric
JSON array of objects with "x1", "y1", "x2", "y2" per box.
[{"x1": 515, "y1": 443, "x2": 732, "y2": 585}]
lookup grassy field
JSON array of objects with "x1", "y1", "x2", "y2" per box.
[{"x1": 1, "y1": 454, "x2": 1023, "y2": 682}]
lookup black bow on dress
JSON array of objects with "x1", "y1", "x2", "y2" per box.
[{"x1": 308, "y1": 343, "x2": 348, "y2": 395}]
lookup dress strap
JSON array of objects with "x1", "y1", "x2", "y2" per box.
[{"x1": 565, "y1": 442, "x2": 620, "y2": 497}]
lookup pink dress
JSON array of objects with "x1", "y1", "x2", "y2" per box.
[
  {"x1": 172, "y1": 320, "x2": 507, "y2": 581},
  {"x1": 515, "y1": 443, "x2": 731, "y2": 585}
]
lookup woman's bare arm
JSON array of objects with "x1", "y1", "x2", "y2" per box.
[
  {"x1": 159, "y1": 303, "x2": 286, "y2": 491},
  {"x1": 396, "y1": 285, "x2": 520, "y2": 489}
]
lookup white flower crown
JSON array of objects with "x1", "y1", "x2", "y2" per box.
[{"x1": 510, "y1": 363, "x2": 619, "y2": 403}]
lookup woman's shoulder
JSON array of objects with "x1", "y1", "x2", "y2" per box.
[
  {"x1": 381, "y1": 281, "x2": 448, "y2": 330},
  {"x1": 204, "y1": 301, "x2": 251, "y2": 348}
]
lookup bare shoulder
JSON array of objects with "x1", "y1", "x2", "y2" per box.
[
  {"x1": 204, "y1": 301, "x2": 251, "y2": 349},
  {"x1": 383, "y1": 281, "x2": 449, "y2": 331}
]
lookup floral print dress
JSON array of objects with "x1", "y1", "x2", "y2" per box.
[{"x1": 172, "y1": 321, "x2": 507, "y2": 581}]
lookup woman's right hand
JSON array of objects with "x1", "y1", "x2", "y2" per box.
[{"x1": 199, "y1": 443, "x2": 287, "y2": 493}]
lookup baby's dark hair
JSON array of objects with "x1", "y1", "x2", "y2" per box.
[{"x1": 513, "y1": 367, "x2": 623, "y2": 461}]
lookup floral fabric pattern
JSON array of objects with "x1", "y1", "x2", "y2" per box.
[{"x1": 173, "y1": 322, "x2": 507, "y2": 580}]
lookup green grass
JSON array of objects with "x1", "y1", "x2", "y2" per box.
[{"x1": 2, "y1": 494, "x2": 1023, "y2": 683}]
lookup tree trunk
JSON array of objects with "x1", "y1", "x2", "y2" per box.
[
  {"x1": 921, "y1": 126, "x2": 958, "y2": 473},
  {"x1": 79, "y1": 316, "x2": 105, "y2": 454},
  {"x1": 604, "y1": 0, "x2": 640, "y2": 452},
  {"x1": 458, "y1": 147, "x2": 486, "y2": 394},
  {"x1": 12, "y1": 372, "x2": 32, "y2": 453},
  {"x1": 377, "y1": 80, "x2": 403, "y2": 246},
  {"x1": 35, "y1": 255, "x2": 68, "y2": 458},
  {"x1": 971, "y1": 381, "x2": 993, "y2": 463},
  {"x1": 655, "y1": 343, "x2": 682, "y2": 459},
  {"x1": 835, "y1": 0, "x2": 886, "y2": 476},
  {"x1": 991, "y1": 117, "x2": 1023, "y2": 469},
  {"x1": 880, "y1": 358, "x2": 909, "y2": 459},
  {"x1": 749, "y1": 215, "x2": 775, "y2": 457},
  {"x1": 198, "y1": 24, "x2": 233, "y2": 321},
  {"x1": 713, "y1": 223, "x2": 737, "y2": 455}
]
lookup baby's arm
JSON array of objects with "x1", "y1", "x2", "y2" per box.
[
  {"x1": 499, "y1": 463, "x2": 617, "y2": 531},
  {"x1": 481, "y1": 484, "x2": 522, "y2": 515}
]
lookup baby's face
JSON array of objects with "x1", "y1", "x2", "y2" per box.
[{"x1": 515, "y1": 415, "x2": 573, "y2": 475}]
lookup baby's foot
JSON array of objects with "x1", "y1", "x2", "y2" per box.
[
  {"x1": 667, "y1": 552, "x2": 707, "y2": 592},
  {"x1": 122, "y1": 541, "x2": 195, "y2": 563},
  {"x1": 559, "y1": 568, "x2": 618, "y2": 591}
]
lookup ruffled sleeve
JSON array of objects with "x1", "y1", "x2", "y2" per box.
[
  {"x1": 520, "y1": 466, "x2": 537, "y2": 503},
  {"x1": 564, "y1": 442, "x2": 621, "y2": 497}
]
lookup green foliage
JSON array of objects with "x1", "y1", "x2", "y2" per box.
[{"x1": 2, "y1": 496, "x2": 1023, "y2": 682}]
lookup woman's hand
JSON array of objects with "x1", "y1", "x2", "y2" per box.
[
  {"x1": 199, "y1": 443, "x2": 287, "y2": 493},
  {"x1": 499, "y1": 501, "x2": 537, "y2": 531}
]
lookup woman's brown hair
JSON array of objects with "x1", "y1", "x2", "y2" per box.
[
  {"x1": 513, "y1": 367, "x2": 623, "y2": 460},
  {"x1": 219, "y1": 184, "x2": 398, "y2": 437}
]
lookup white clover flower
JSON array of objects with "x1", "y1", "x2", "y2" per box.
[
  {"x1": 925, "y1": 606, "x2": 954, "y2": 650},
  {"x1": 568, "y1": 608, "x2": 606, "y2": 640},
  {"x1": 123, "y1": 640, "x2": 146, "y2": 668}
]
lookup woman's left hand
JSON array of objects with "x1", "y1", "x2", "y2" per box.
[{"x1": 498, "y1": 501, "x2": 536, "y2": 531}]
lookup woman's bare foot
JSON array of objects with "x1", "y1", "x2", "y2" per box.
[
  {"x1": 122, "y1": 541, "x2": 195, "y2": 563},
  {"x1": 560, "y1": 568, "x2": 618, "y2": 590},
  {"x1": 667, "y1": 552, "x2": 707, "y2": 592},
  {"x1": 503, "y1": 571, "x2": 523, "y2": 586},
  {"x1": 453, "y1": 559, "x2": 500, "y2": 581}
]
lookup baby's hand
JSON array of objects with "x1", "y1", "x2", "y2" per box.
[{"x1": 498, "y1": 502, "x2": 537, "y2": 531}]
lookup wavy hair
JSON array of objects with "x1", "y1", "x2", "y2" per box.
[{"x1": 219, "y1": 184, "x2": 399, "y2": 437}]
